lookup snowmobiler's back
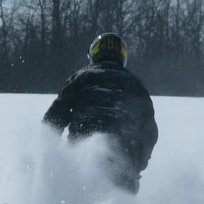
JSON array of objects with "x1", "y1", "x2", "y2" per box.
[{"x1": 43, "y1": 33, "x2": 158, "y2": 194}]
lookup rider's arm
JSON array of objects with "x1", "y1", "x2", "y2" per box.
[{"x1": 42, "y1": 77, "x2": 75, "y2": 135}]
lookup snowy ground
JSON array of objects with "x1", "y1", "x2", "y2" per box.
[{"x1": 0, "y1": 94, "x2": 204, "y2": 204}]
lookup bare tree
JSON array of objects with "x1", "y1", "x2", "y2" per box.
[
  {"x1": 38, "y1": 0, "x2": 48, "y2": 68},
  {"x1": 185, "y1": 0, "x2": 204, "y2": 62},
  {"x1": 0, "y1": 0, "x2": 9, "y2": 64}
]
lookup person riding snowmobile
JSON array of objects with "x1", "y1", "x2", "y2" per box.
[{"x1": 43, "y1": 33, "x2": 158, "y2": 193}]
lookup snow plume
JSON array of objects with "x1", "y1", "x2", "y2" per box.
[
  {"x1": 0, "y1": 120, "x2": 137, "y2": 203},
  {"x1": 31, "y1": 128, "x2": 136, "y2": 204}
]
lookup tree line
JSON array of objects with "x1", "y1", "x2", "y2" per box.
[{"x1": 0, "y1": 0, "x2": 204, "y2": 96}]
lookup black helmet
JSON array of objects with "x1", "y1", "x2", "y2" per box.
[{"x1": 88, "y1": 33, "x2": 127, "y2": 67}]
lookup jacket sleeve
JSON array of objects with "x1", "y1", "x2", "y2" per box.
[
  {"x1": 42, "y1": 76, "x2": 76, "y2": 135},
  {"x1": 138, "y1": 112, "x2": 158, "y2": 171},
  {"x1": 134, "y1": 81, "x2": 158, "y2": 171}
]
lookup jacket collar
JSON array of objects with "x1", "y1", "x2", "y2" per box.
[{"x1": 91, "y1": 61, "x2": 125, "y2": 71}]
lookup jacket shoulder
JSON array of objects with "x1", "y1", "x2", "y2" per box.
[
  {"x1": 66, "y1": 65, "x2": 105, "y2": 82},
  {"x1": 124, "y1": 68, "x2": 150, "y2": 94}
]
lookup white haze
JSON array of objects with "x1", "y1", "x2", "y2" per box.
[{"x1": 0, "y1": 94, "x2": 204, "y2": 204}]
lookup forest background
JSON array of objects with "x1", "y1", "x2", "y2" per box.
[{"x1": 0, "y1": 0, "x2": 204, "y2": 96}]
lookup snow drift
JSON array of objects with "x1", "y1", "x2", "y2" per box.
[{"x1": 0, "y1": 94, "x2": 204, "y2": 204}]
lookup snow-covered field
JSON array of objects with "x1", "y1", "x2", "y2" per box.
[{"x1": 0, "y1": 94, "x2": 204, "y2": 204}]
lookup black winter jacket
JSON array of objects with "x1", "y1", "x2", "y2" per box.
[{"x1": 43, "y1": 62, "x2": 158, "y2": 171}]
